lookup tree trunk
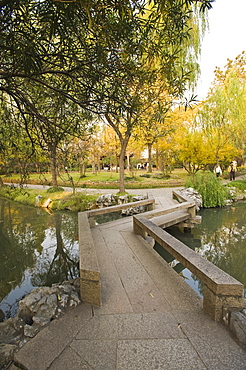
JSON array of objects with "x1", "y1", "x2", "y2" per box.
[
  {"x1": 81, "y1": 162, "x2": 86, "y2": 176},
  {"x1": 147, "y1": 142, "x2": 153, "y2": 173},
  {"x1": 119, "y1": 137, "x2": 129, "y2": 193},
  {"x1": 126, "y1": 153, "x2": 131, "y2": 171},
  {"x1": 49, "y1": 146, "x2": 58, "y2": 188}
]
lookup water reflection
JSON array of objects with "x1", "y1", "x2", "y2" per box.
[
  {"x1": 162, "y1": 202, "x2": 246, "y2": 298},
  {"x1": 0, "y1": 198, "x2": 79, "y2": 319}
]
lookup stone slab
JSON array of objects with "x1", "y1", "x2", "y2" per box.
[
  {"x1": 92, "y1": 228, "x2": 134, "y2": 314},
  {"x1": 117, "y1": 339, "x2": 207, "y2": 369},
  {"x1": 49, "y1": 346, "x2": 92, "y2": 370},
  {"x1": 122, "y1": 231, "x2": 203, "y2": 312},
  {"x1": 71, "y1": 339, "x2": 118, "y2": 370},
  {"x1": 14, "y1": 304, "x2": 93, "y2": 370},
  {"x1": 75, "y1": 312, "x2": 185, "y2": 340},
  {"x1": 172, "y1": 310, "x2": 246, "y2": 369}
]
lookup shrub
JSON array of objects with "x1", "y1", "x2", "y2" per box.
[
  {"x1": 225, "y1": 180, "x2": 246, "y2": 191},
  {"x1": 47, "y1": 186, "x2": 64, "y2": 193},
  {"x1": 185, "y1": 171, "x2": 230, "y2": 208},
  {"x1": 139, "y1": 174, "x2": 151, "y2": 178},
  {"x1": 53, "y1": 193, "x2": 98, "y2": 212}
]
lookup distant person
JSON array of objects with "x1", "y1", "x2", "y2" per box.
[
  {"x1": 214, "y1": 164, "x2": 222, "y2": 178},
  {"x1": 228, "y1": 161, "x2": 236, "y2": 181}
]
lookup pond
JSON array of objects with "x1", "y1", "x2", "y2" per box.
[
  {"x1": 158, "y1": 201, "x2": 246, "y2": 298},
  {"x1": 0, "y1": 198, "x2": 79, "y2": 319},
  {"x1": 1, "y1": 198, "x2": 245, "y2": 320}
]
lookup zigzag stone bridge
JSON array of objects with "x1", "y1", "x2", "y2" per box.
[
  {"x1": 79, "y1": 189, "x2": 244, "y2": 322},
  {"x1": 14, "y1": 187, "x2": 246, "y2": 369}
]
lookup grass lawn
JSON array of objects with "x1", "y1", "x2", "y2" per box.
[{"x1": 2, "y1": 168, "x2": 187, "y2": 189}]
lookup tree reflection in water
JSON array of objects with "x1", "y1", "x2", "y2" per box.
[
  {"x1": 32, "y1": 212, "x2": 79, "y2": 287},
  {"x1": 0, "y1": 198, "x2": 79, "y2": 318},
  {"x1": 165, "y1": 202, "x2": 246, "y2": 298}
]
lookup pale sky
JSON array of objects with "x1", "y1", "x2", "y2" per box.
[{"x1": 196, "y1": 0, "x2": 246, "y2": 100}]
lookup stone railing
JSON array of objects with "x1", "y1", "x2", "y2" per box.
[
  {"x1": 86, "y1": 198, "x2": 155, "y2": 227},
  {"x1": 133, "y1": 191, "x2": 244, "y2": 321},
  {"x1": 78, "y1": 198, "x2": 155, "y2": 307},
  {"x1": 78, "y1": 212, "x2": 101, "y2": 307}
]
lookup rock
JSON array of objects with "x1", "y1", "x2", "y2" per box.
[
  {"x1": 132, "y1": 195, "x2": 147, "y2": 201},
  {"x1": 118, "y1": 195, "x2": 129, "y2": 204},
  {"x1": 17, "y1": 305, "x2": 33, "y2": 325},
  {"x1": 121, "y1": 205, "x2": 147, "y2": 216},
  {"x1": 32, "y1": 316, "x2": 51, "y2": 328},
  {"x1": 178, "y1": 188, "x2": 203, "y2": 211},
  {"x1": 69, "y1": 291, "x2": 81, "y2": 307},
  {"x1": 235, "y1": 193, "x2": 245, "y2": 201},
  {"x1": 23, "y1": 324, "x2": 40, "y2": 338},
  {"x1": 59, "y1": 294, "x2": 69, "y2": 308},
  {"x1": 96, "y1": 194, "x2": 118, "y2": 207},
  {"x1": 34, "y1": 293, "x2": 58, "y2": 320},
  {"x1": 0, "y1": 279, "x2": 81, "y2": 367},
  {"x1": 230, "y1": 311, "x2": 246, "y2": 347},
  {"x1": 0, "y1": 318, "x2": 24, "y2": 344},
  {"x1": 19, "y1": 290, "x2": 42, "y2": 310},
  {"x1": 121, "y1": 195, "x2": 148, "y2": 215},
  {"x1": 42, "y1": 198, "x2": 52, "y2": 208},
  {"x1": 0, "y1": 309, "x2": 5, "y2": 322},
  {"x1": 35, "y1": 195, "x2": 42, "y2": 206},
  {"x1": 0, "y1": 343, "x2": 17, "y2": 367}
]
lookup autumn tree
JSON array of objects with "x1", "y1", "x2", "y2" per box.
[
  {"x1": 211, "y1": 52, "x2": 246, "y2": 164},
  {"x1": 132, "y1": 85, "x2": 173, "y2": 173},
  {"x1": 100, "y1": 125, "x2": 120, "y2": 172}
]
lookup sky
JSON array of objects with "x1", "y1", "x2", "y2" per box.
[{"x1": 195, "y1": 0, "x2": 246, "y2": 100}]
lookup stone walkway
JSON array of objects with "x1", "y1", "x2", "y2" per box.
[{"x1": 12, "y1": 188, "x2": 246, "y2": 369}]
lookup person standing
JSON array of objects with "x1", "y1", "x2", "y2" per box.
[
  {"x1": 214, "y1": 164, "x2": 222, "y2": 177},
  {"x1": 228, "y1": 161, "x2": 236, "y2": 181}
]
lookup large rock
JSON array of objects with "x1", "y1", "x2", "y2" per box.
[
  {"x1": 121, "y1": 195, "x2": 148, "y2": 215},
  {"x1": 0, "y1": 317, "x2": 24, "y2": 344},
  {"x1": 178, "y1": 187, "x2": 203, "y2": 211},
  {"x1": 230, "y1": 309, "x2": 246, "y2": 347},
  {"x1": 0, "y1": 343, "x2": 17, "y2": 367},
  {"x1": 0, "y1": 278, "x2": 81, "y2": 366},
  {"x1": 96, "y1": 194, "x2": 118, "y2": 207}
]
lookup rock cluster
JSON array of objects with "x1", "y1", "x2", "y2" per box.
[
  {"x1": 223, "y1": 304, "x2": 246, "y2": 349},
  {"x1": 177, "y1": 187, "x2": 203, "y2": 210},
  {"x1": 96, "y1": 194, "x2": 118, "y2": 207},
  {"x1": 0, "y1": 278, "x2": 81, "y2": 367},
  {"x1": 121, "y1": 195, "x2": 148, "y2": 215},
  {"x1": 96, "y1": 193, "x2": 148, "y2": 215}
]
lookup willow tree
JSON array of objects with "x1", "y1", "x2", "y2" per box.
[
  {"x1": 194, "y1": 52, "x2": 246, "y2": 167},
  {"x1": 100, "y1": 0, "x2": 212, "y2": 192},
  {"x1": 211, "y1": 52, "x2": 246, "y2": 164}
]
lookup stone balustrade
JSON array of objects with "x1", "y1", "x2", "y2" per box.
[
  {"x1": 133, "y1": 192, "x2": 244, "y2": 321},
  {"x1": 86, "y1": 198, "x2": 155, "y2": 227}
]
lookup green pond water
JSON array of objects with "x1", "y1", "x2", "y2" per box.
[
  {"x1": 0, "y1": 198, "x2": 79, "y2": 319},
  {"x1": 0, "y1": 198, "x2": 245, "y2": 320},
  {"x1": 160, "y1": 202, "x2": 246, "y2": 298}
]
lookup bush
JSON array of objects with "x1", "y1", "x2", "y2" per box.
[
  {"x1": 225, "y1": 180, "x2": 246, "y2": 191},
  {"x1": 139, "y1": 174, "x2": 151, "y2": 178},
  {"x1": 185, "y1": 171, "x2": 230, "y2": 208},
  {"x1": 53, "y1": 193, "x2": 98, "y2": 212},
  {"x1": 47, "y1": 186, "x2": 64, "y2": 193}
]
